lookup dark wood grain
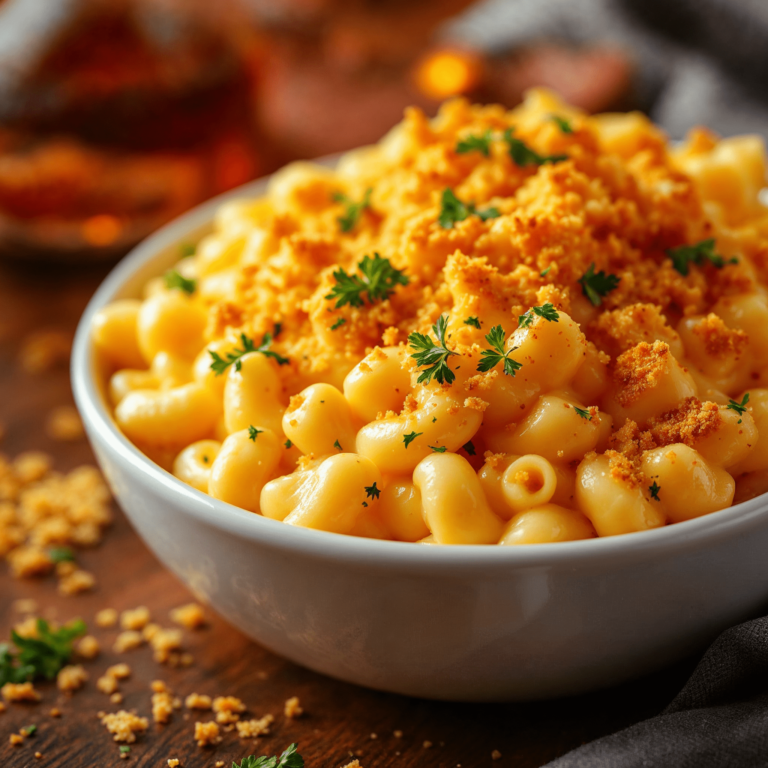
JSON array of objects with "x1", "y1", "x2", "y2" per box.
[{"x1": 0, "y1": 257, "x2": 697, "y2": 768}]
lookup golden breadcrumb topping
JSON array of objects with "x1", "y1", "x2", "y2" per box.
[{"x1": 612, "y1": 341, "x2": 671, "y2": 407}]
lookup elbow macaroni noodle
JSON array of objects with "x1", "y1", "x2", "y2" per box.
[{"x1": 93, "y1": 89, "x2": 768, "y2": 545}]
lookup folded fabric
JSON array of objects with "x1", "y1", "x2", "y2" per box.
[
  {"x1": 543, "y1": 615, "x2": 768, "y2": 767},
  {"x1": 441, "y1": 0, "x2": 768, "y2": 140}
]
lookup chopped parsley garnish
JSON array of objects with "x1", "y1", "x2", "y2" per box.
[
  {"x1": 364, "y1": 482, "x2": 381, "y2": 500},
  {"x1": 325, "y1": 253, "x2": 409, "y2": 309},
  {"x1": 332, "y1": 188, "x2": 372, "y2": 233},
  {"x1": 333, "y1": 439, "x2": 342, "y2": 450},
  {"x1": 578, "y1": 263, "x2": 620, "y2": 307},
  {"x1": 209, "y1": 331, "x2": 289, "y2": 375},
  {"x1": 403, "y1": 431, "x2": 422, "y2": 449},
  {"x1": 503, "y1": 128, "x2": 568, "y2": 167},
  {"x1": 518, "y1": 302, "x2": 559, "y2": 328},
  {"x1": 234, "y1": 743, "x2": 304, "y2": 768},
  {"x1": 330, "y1": 317, "x2": 346, "y2": 331},
  {"x1": 477, "y1": 325, "x2": 522, "y2": 377},
  {"x1": 574, "y1": 406, "x2": 592, "y2": 421},
  {"x1": 408, "y1": 314, "x2": 458, "y2": 385},
  {"x1": 273, "y1": 322, "x2": 283, "y2": 338},
  {"x1": 22, "y1": 725, "x2": 37, "y2": 737},
  {"x1": 727, "y1": 393, "x2": 750, "y2": 424},
  {"x1": 248, "y1": 426, "x2": 263, "y2": 441},
  {"x1": 455, "y1": 129, "x2": 493, "y2": 156},
  {"x1": 464, "y1": 316, "x2": 481, "y2": 329},
  {"x1": 649, "y1": 481, "x2": 661, "y2": 501},
  {"x1": 179, "y1": 243, "x2": 196, "y2": 258},
  {"x1": 164, "y1": 268, "x2": 196, "y2": 295},
  {"x1": 462, "y1": 441, "x2": 476, "y2": 456},
  {"x1": 666, "y1": 238, "x2": 738, "y2": 276},
  {"x1": 0, "y1": 619, "x2": 86, "y2": 687},
  {"x1": 540, "y1": 265, "x2": 552, "y2": 277},
  {"x1": 550, "y1": 115, "x2": 574, "y2": 134},
  {"x1": 430, "y1": 445, "x2": 447, "y2": 453},
  {"x1": 119, "y1": 746, "x2": 131, "y2": 755},
  {"x1": 284, "y1": 439, "x2": 293, "y2": 449},
  {"x1": 438, "y1": 188, "x2": 500, "y2": 229},
  {"x1": 48, "y1": 547, "x2": 75, "y2": 564}
]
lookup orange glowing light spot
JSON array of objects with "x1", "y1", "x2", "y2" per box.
[
  {"x1": 82, "y1": 215, "x2": 123, "y2": 247},
  {"x1": 414, "y1": 49, "x2": 481, "y2": 100}
]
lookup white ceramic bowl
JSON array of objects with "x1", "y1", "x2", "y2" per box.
[{"x1": 72, "y1": 173, "x2": 768, "y2": 702}]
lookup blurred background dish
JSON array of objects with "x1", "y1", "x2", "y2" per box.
[{"x1": 0, "y1": 0, "x2": 765, "y2": 260}]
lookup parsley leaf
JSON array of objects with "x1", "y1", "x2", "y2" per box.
[
  {"x1": 332, "y1": 188, "x2": 372, "y2": 233},
  {"x1": 727, "y1": 393, "x2": 750, "y2": 423},
  {"x1": 464, "y1": 316, "x2": 481, "y2": 329},
  {"x1": 284, "y1": 439, "x2": 293, "y2": 449},
  {"x1": 403, "y1": 431, "x2": 422, "y2": 449},
  {"x1": 477, "y1": 325, "x2": 522, "y2": 377},
  {"x1": 574, "y1": 406, "x2": 592, "y2": 421},
  {"x1": 649, "y1": 481, "x2": 661, "y2": 501},
  {"x1": 578, "y1": 263, "x2": 620, "y2": 307},
  {"x1": 233, "y1": 743, "x2": 304, "y2": 768},
  {"x1": 0, "y1": 619, "x2": 86, "y2": 687},
  {"x1": 119, "y1": 746, "x2": 131, "y2": 755},
  {"x1": 430, "y1": 445, "x2": 447, "y2": 453},
  {"x1": 550, "y1": 115, "x2": 574, "y2": 134},
  {"x1": 209, "y1": 331, "x2": 289, "y2": 375},
  {"x1": 22, "y1": 725, "x2": 36, "y2": 737},
  {"x1": 462, "y1": 440, "x2": 476, "y2": 456},
  {"x1": 330, "y1": 317, "x2": 346, "y2": 331},
  {"x1": 325, "y1": 253, "x2": 409, "y2": 309},
  {"x1": 248, "y1": 426, "x2": 263, "y2": 441},
  {"x1": 333, "y1": 439, "x2": 342, "y2": 450},
  {"x1": 164, "y1": 268, "x2": 196, "y2": 295},
  {"x1": 667, "y1": 238, "x2": 738, "y2": 276},
  {"x1": 408, "y1": 314, "x2": 459, "y2": 385},
  {"x1": 503, "y1": 128, "x2": 568, "y2": 167},
  {"x1": 438, "y1": 188, "x2": 500, "y2": 229},
  {"x1": 518, "y1": 302, "x2": 559, "y2": 329},
  {"x1": 540, "y1": 265, "x2": 552, "y2": 277},
  {"x1": 48, "y1": 546, "x2": 75, "y2": 564},
  {"x1": 365, "y1": 482, "x2": 381, "y2": 500},
  {"x1": 455, "y1": 130, "x2": 493, "y2": 156}
]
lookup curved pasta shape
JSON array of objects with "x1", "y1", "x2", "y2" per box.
[
  {"x1": 499, "y1": 504, "x2": 596, "y2": 545},
  {"x1": 501, "y1": 455, "x2": 558, "y2": 514},
  {"x1": 413, "y1": 453, "x2": 503, "y2": 545},
  {"x1": 172, "y1": 440, "x2": 222, "y2": 493}
]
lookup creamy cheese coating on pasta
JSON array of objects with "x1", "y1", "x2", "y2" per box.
[{"x1": 93, "y1": 89, "x2": 768, "y2": 544}]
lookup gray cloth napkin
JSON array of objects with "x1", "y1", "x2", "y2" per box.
[
  {"x1": 441, "y1": 0, "x2": 768, "y2": 140},
  {"x1": 543, "y1": 615, "x2": 768, "y2": 767}
]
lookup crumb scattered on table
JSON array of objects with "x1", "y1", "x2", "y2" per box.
[
  {"x1": 169, "y1": 603, "x2": 207, "y2": 630},
  {"x1": 185, "y1": 693, "x2": 212, "y2": 710},
  {"x1": 2, "y1": 682, "x2": 41, "y2": 702},
  {"x1": 57, "y1": 664, "x2": 88, "y2": 692},
  {"x1": 284, "y1": 695, "x2": 303, "y2": 719},
  {"x1": 194, "y1": 720, "x2": 221, "y2": 747},
  {"x1": 95, "y1": 608, "x2": 118, "y2": 628},
  {"x1": 235, "y1": 714, "x2": 273, "y2": 739},
  {"x1": 46, "y1": 406, "x2": 84, "y2": 442},
  {"x1": 121, "y1": 606, "x2": 151, "y2": 631},
  {"x1": 101, "y1": 710, "x2": 149, "y2": 743}
]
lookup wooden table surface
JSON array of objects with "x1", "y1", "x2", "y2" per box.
[{"x1": 0, "y1": 256, "x2": 697, "y2": 768}]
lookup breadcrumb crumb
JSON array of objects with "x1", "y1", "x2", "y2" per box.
[
  {"x1": 284, "y1": 696, "x2": 303, "y2": 719},
  {"x1": 76, "y1": 635, "x2": 101, "y2": 659},
  {"x1": 2, "y1": 682, "x2": 41, "y2": 702},
  {"x1": 120, "y1": 607, "x2": 151, "y2": 631},
  {"x1": 169, "y1": 603, "x2": 207, "y2": 630},
  {"x1": 492, "y1": 749, "x2": 502, "y2": 760},
  {"x1": 194, "y1": 720, "x2": 221, "y2": 747},
  {"x1": 101, "y1": 710, "x2": 148, "y2": 743},
  {"x1": 235, "y1": 714, "x2": 274, "y2": 739},
  {"x1": 9, "y1": 733, "x2": 23, "y2": 745},
  {"x1": 185, "y1": 693, "x2": 212, "y2": 710},
  {"x1": 113, "y1": 631, "x2": 144, "y2": 653},
  {"x1": 46, "y1": 406, "x2": 84, "y2": 442},
  {"x1": 95, "y1": 608, "x2": 118, "y2": 628},
  {"x1": 57, "y1": 664, "x2": 88, "y2": 692},
  {"x1": 213, "y1": 695, "x2": 246, "y2": 724},
  {"x1": 57, "y1": 569, "x2": 96, "y2": 595}
]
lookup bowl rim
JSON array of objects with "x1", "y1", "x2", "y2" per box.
[{"x1": 71, "y1": 170, "x2": 768, "y2": 570}]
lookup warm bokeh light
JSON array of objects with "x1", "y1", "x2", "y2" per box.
[
  {"x1": 82, "y1": 214, "x2": 123, "y2": 247},
  {"x1": 414, "y1": 48, "x2": 482, "y2": 100}
]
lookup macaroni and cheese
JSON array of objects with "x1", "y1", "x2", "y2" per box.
[{"x1": 92, "y1": 89, "x2": 768, "y2": 545}]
